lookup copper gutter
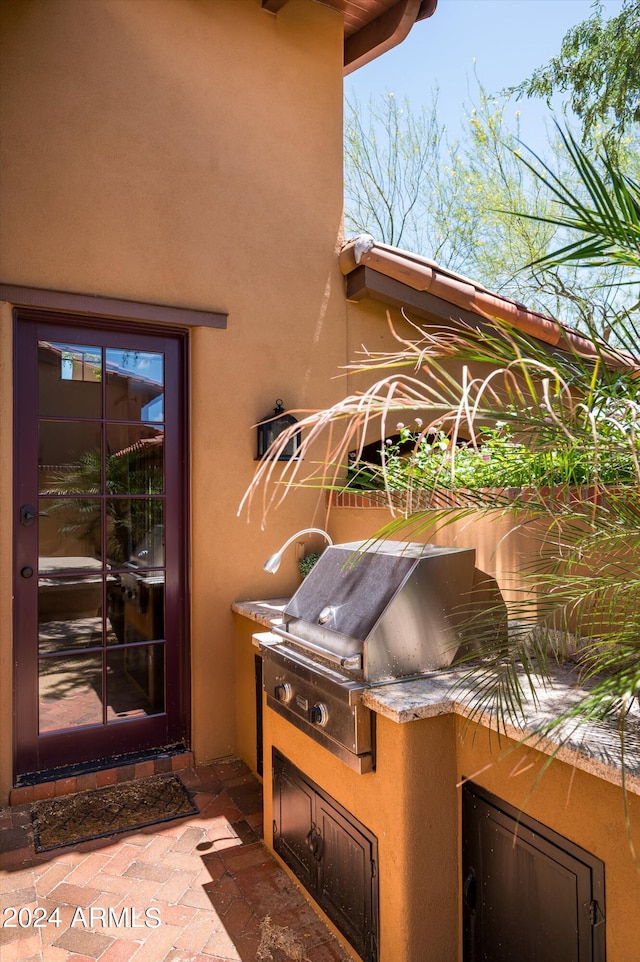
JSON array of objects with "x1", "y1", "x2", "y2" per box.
[{"x1": 340, "y1": 236, "x2": 639, "y2": 372}]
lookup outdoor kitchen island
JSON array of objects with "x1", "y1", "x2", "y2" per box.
[{"x1": 232, "y1": 599, "x2": 640, "y2": 962}]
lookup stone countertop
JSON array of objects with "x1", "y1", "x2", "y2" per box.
[
  {"x1": 364, "y1": 664, "x2": 640, "y2": 794},
  {"x1": 233, "y1": 599, "x2": 640, "y2": 794},
  {"x1": 231, "y1": 598, "x2": 288, "y2": 629}
]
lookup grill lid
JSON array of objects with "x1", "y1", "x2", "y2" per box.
[{"x1": 281, "y1": 541, "x2": 500, "y2": 682}]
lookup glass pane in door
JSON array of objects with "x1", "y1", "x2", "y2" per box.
[
  {"x1": 38, "y1": 499, "x2": 103, "y2": 569},
  {"x1": 106, "y1": 645, "x2": 165, "y2": 720},
  {"x1": 105, "y1": 350, "x2": 164, "y2": 421},
  {"x1": 106, "y1": 423, "x2": 164, "y2": 494},
  {"x1": 38, "y1": 421, "x2": 102, "y2": 494},
  {"x1": 107, "y1": 573, "x2": 165, "y2": 646},
  {"x1": 106, "y1": 499, "x2": 164, "y2": 568},
  {"x1": 39, "y1": 653, "x2": 103, "y2": 733},
  {"x1": 38, "y1": 576, "x2": 104, "y2": 654},
  {"x1": 38, "y1": 342, "x2": 102, "y2": 418}
]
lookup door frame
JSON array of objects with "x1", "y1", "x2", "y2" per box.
[{"x1": 12, "y1": 307, "x2": 191, "y2": 784}]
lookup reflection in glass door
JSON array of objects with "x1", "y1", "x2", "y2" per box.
[{"x1": 15, "y1": 318, "x2": 188, "y2": 779}]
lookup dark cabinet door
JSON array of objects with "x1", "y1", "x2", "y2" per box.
[
  {"x1": 462, "y1": 782, "x2": 606, "y2": 962},
  {"x1": 273, "y1": 757, "x2": 317, "y2": 892},
  {"x1": 273, "y1": 750, "x2": 378, "y2": 962},
  {"x1": 316, "y1": 795, "x2": 376, "y2": 962}
]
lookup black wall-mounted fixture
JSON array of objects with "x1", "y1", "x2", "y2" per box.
[{"x1": 256, "y1": 399, "x2": 301, "y2": 461}]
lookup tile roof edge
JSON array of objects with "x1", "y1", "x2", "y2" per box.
[{"x1": 339, "y1": 236, "x2": 639, "y2": 373}]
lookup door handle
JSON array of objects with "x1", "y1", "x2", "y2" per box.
[
  {"x1": 20, "y1": 504, "x2": 49, "y2": 526},
  {"x1": 463, "y1": 869, "x2": 476, "y2": 914}
]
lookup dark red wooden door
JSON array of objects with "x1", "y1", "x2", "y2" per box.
[{"x1": 14, "y1": 314, "x2": 189, "y2": 781}]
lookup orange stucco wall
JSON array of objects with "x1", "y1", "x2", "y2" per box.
[
  {"x1": 264, "y1": 705, "x2": 460, "y2": 962},
  {"x1": 0, "y1": 0, "x2": 348, "y2": 800},
  {"x1": 258, "y1": 696, "x2": 640, "y2": 962}
]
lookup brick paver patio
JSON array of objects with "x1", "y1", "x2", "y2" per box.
[{"x1": 1, "y1": 759, "x2": 349, "y2": 962}]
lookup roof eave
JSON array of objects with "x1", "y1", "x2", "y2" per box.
[
  {"x1": 343, "y1": 0, "x2": 437, "y2": 75},
  {"x1": 340, "y1": 236, "x2": 639, "y2": 374}
]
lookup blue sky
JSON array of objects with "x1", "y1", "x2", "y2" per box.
[{"x1": 345, "y1": 0, "x2": 625, "y2": 154}]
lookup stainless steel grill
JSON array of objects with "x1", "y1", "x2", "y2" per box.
[{"x1": 260, "y1": 540, "x2": 506, "y2": 773}]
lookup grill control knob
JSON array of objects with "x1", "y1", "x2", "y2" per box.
[
  {"x1": 274, "y1": 683, "x2": 293, "y2": 704},
  {"x1": 310, "y1": 703, "x2": 328, "y2": 727}
]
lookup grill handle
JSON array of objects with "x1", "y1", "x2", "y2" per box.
[{"x1": 272, "y1": 624, "x2": 362, "y2": 670}]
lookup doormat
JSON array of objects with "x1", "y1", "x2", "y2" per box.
[{"x1": 32, "y1": 773, "x2": 198, "y2": 852}]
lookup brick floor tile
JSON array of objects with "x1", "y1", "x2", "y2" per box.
[
  {"x1": 85, "y1": 872, "x2": 136, "y2": 897},
  {"x1": 164, "y1": 951, "x2": 224, "y2": 962},
  {"x1": 53, "y1": 926, "x2": 114, "y2": 957},
  {"x1": 227, "y1": 935, "x2": 260, "y2": 962},
  {"x1": 75, "y1": 773, "x2": 99, "y2": 793},
  {"x1": 38, "y1": 902, "x2": 79, "y2": 946},
  {"x1": 0, "y1": 885, "x2": 38, "y2": 912},
  {"x1": 32, "y1": 780, "x2": 57, "y2": 801},
  {"x1": 212, "y1": 759, "x2": 250, "y2": 784},
  {"x1": 202, "y1": 873, "x2": 241, "y2": 917},
  {"x1": 122, "y1": 860, "x2": 171, "y2": 883},
  {"x1": 35, "y1": 862, "x2": 73, "y2": 896},
  {"x1": 177, "y1": 886, "x2": 215, "y2": 911},
  {"x1": 1, "y1": 826, "x2": 33, "y2": 854},
  {"x1": 87, "y1": 890, "x2": 130, "y2": 914},
  {"x1": 75, "y1": 835, "x2": 120, "y2": 855},
  {"x1": 0, "y1": 923, "x2": 24, "y2": 948},
  {"x1": 134, "y1": 761, "x2": 155, "y2": 780},
  {"x1": 48, "y1": 881, "x2": 103, "y2": 907},
  {"x1": 29, "y1": 946, "x2": 69, "y2": 962},
  {"x1": 65, "y1": 852, "x2": 113, "y2": 886},
  {"x1": 95, "y1": 770, "x2": 119, "y2": 788},
  {"x1": 0, "y1": 867, "x2": 35, "y2": 895},
  {"x1": 0, "y1": 850, "x2": 34, "y2": 872},
  {"x1": 152, "y1": 870, "x2": 198, "y2": 905},
  {"x1": 202, "y1": 926, "x2": 243, "y2": 960},
  {"x1": 219, "y1": 897, "x2": 255, "y2": 938},
  {"x1": 110, "y1": 879, "x2": 164, "y2": 916},
  {"x1": 177, "y1": 769, "x2": 203, "y2": 789},
  {"x1": 54, "y1": 777, "x2": 78, "y2": 798},
  {"x1": 115, "y1": 766, "x2": 137, "y2": 784},
  {"x1": 119, "y1": 922, "x2": 183, "y2": 962},
  {"x1": 9, "y1": 786, "x2": 34, "y2": 806},
  {"x1": 0, "y1": 931, "x2": 42, "y2": 960},
  {"x1": 169, "y1": 827, "x2": 207, "y2": 854},
  {"x1": 153, "y1": 850, "x2": 202, "y2": 875},
  {"x1": 194, "y1": 794, "x2": 242, "y2": 825},
  {"x1": 198, "y1": 852, "x2": 226, "y2": 877},
  {"x1": 100, "y1": 843, "x2": 140, "y2": 877},
  {"x1": 269, "y1": 903, "x2": 337, "y2": 949},
  {"x1": 116, "y1": 831, "x2": 150, "y2": 847},
  {"x1": 147, "y1": 901, "x2": 198, "y2": 928},
  {"x1": 132, "y1": 835, "x2": 175, "y2": 863},
  {"x1": 218, "y1": 844, "x2": 272, "y2": 874},
  {"x1": 306, "y1": 939, "x2": 352, "y2": 961},
  {"x1": 173, "y1": 908, "x2": 224, "y2": 952},
  {"x1": 99, "y1": 939, "x2": 143, "y2": 962},
  {"x1": 1, "y1": 763, "x2": 347, "y2": 962},
  {"x1": 170, "y1": 753, "x2": 194, "y2": 772},
  {"x1": 10, "y1": 807, "x2": 32, "y2": 827}
]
